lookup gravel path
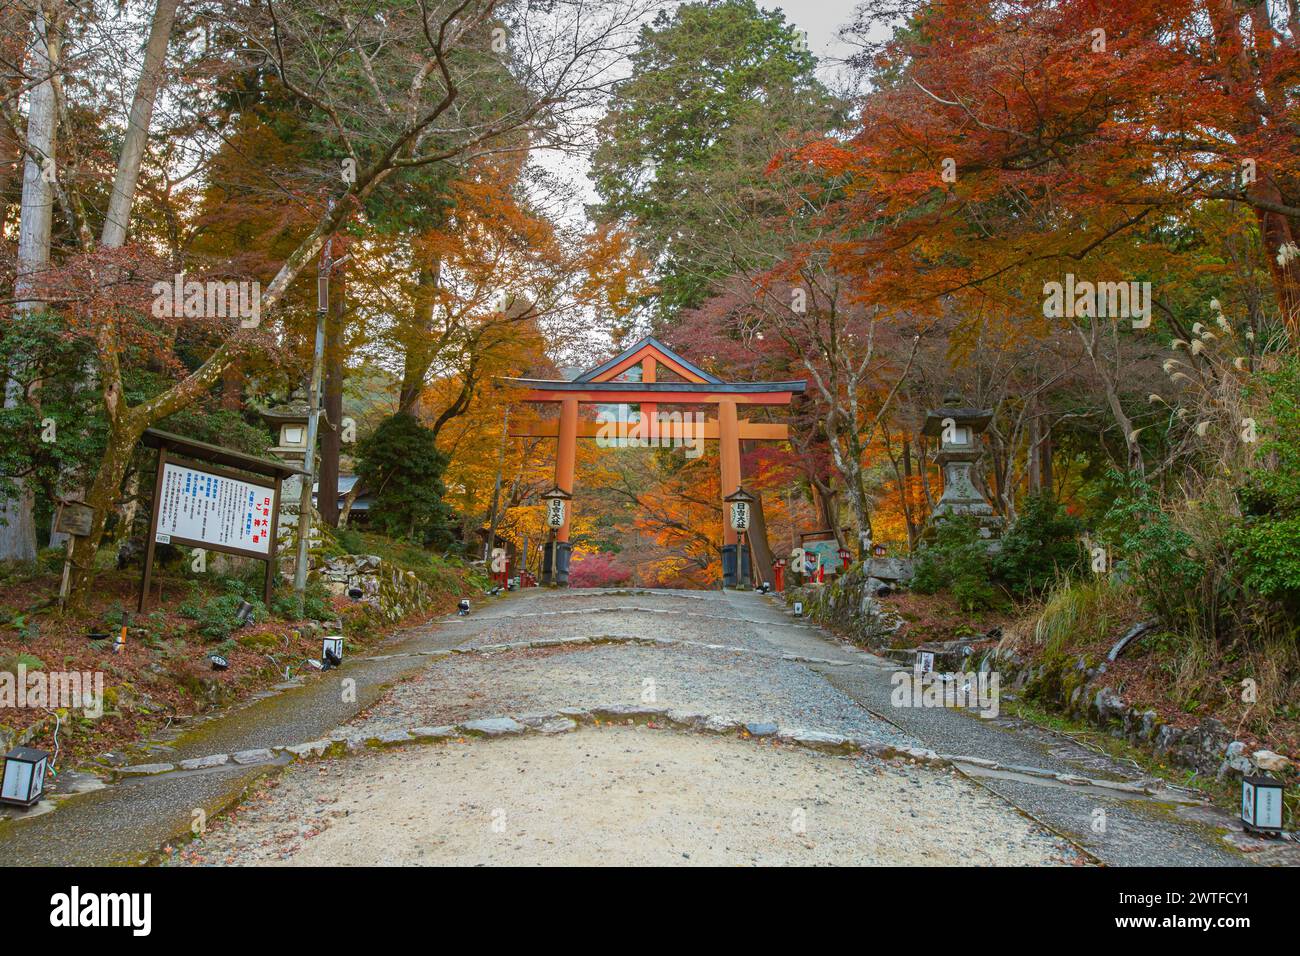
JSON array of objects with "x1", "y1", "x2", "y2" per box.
[
  {"x1": 168, "y1": 726, "x2": 1081, "y2": 866},
  {"x1": 347, "y1": 642, "x2": 910, "y2": 747},
  {"x1": 165, "y1": 588, "x2": 1087, "y2": 866}
]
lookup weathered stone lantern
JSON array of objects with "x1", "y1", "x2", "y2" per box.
[
  {"x1": 921, "y1": 392, "x2": 1004, "y2": 545},
  {"x1": 260, "y1": 389, "x2": 318, "y2": 570},
  {"x1": 261, "y1": 390, "x2": 312, "y2": 478}
]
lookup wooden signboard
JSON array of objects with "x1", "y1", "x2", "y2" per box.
[
  {"x1": 54, "y1": 502, "x2": 95, "y2": 538},
  {"x1": 138, "y1": 429, "x2": 301, "y2": 612},
  {"x1": 153, "y1": 459, "x2": 278, "y2": 558},
  {"x1": 799, "y1": 529, "x2": 846, "y2": 576}
]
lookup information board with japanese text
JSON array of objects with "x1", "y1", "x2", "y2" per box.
[{"x1": 154, "y1": 462, "x2": 276, "y2": 556}]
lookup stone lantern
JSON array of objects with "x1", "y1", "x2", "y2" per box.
[
  {"x1": 921, "y1": 392, "x2": 1004, "y2": 545},
  {"x1": 261, "y1": 390, "x2": 312, "y2": 479},
  {"x1": 260, "y1": 389, "x2": 319, "y2": 568}
]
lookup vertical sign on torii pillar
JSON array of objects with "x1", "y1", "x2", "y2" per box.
[
  {"x1": 539, "y1": 486, "x2": 572, "y2": 586},
  {"x1": 501, "y1": 336, "x2": 805, "y2": 588},
  {"x1": 725, "y1": 486, "x2": 755, "y2": 589}
]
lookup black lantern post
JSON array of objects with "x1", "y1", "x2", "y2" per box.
[{"x1": 1, "y1": 746, "x2": 49, "y2": 807}]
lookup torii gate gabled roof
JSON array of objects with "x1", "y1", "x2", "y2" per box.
[
  {"x1": 574, "y1": 335, "x2": 723, "y2": 384},
  {"x1": 500, "y1": 335, "x2": 806, "y2": 403}
]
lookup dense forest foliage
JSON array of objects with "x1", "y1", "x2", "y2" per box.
[{"x1": 2, "y1": 0, "x2": 1299, "y2": 741}]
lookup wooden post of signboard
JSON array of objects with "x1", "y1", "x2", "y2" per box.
[
  {"x1": 139, "y1": 446, "x2": 168, "y2": 613},
  {"x1": 54, "y1": 501, "x2": 96, "y2": 608}
]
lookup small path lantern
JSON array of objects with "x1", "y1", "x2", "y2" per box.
[
  {"x1": 322, "y1": 636, "x2": 344, "y2": 668},
  {"x1": 1241, "y1": 775, "x2": 1284, "y2": 835},
  {"x1": 2, "y1": 746, "x2": 49, "y2": 807}
]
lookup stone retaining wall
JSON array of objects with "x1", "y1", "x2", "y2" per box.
[
  {"x1": 980, "y1": 644, "x2": 1295, "y2": 788},
  {"x1": 788, "y1": 562, "x2": 1295, "y2": 796},
  {"x1": 787, "y1": 562, "x2": 908, "y2": 647},
  {"x1": 317, "y1": 554, "x2": 434, "y2": 623}
]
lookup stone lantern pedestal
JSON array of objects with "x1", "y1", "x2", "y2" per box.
[{"x1": 922, "y1": 392, "x2": 1005, "y2": 547}]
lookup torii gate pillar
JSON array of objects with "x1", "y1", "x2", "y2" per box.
[
  {"x1": 718, "y1": 398, "x2": 742, "y2": 585},
  {"x1": 544, "y1": 396, "x2": 579, "y2": 585}
]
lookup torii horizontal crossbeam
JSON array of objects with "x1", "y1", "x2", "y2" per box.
[
  {"x1": 507, "y1": 384, "x2": 800, "y2": 406},
  {"x1": 509, "y1": 420, "x2": 788, "y2": 440}
]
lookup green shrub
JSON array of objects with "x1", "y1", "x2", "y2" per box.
[
  {"x1": 1232, "y1": 515, "x2": 1300, "y2": 599},
  {"x1": 0, "y1": 604, "x2": 38, "y2": 640},
  {"x1": 269, "y1": 580, "x2": 334, "y2": 621},
  {"x1": 912, "y1": 516, "x2": 999, "y2": 611},
  {"x1": 1228, "y1": 357, "x2": 1300, "y2": 605},
  {"x1": 1102, "y1": 471, "x2": 1202, "y2": 625},
  {"x1": 992, "y1": 494, "x2": 1085, "y2": 596},
  {"x1": 180, "y1": 580, "x2": 267, "y2": 641},
  {"x1": 334, "y1": 527, "x2": 365, "y2": 554},
  {"x1": 0, "y1": 651, "x2": 45, "y2": 672},
  {"x1": 354, "y1": 413, "x2": 458, "y2": 547}
]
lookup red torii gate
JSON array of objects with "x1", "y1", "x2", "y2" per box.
[{"x1": 503, "y1": 336, "x2": 806, "y2": 586}]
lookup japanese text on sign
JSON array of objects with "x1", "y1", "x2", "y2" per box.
[
  {"x1": 155, "y1": 462, "x2": 275, "y2": 555},
  {"x1": 546, "y1": 498, "x2": 566, "y2": 529}
]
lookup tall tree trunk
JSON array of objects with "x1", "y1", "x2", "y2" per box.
[
  {"x1": 1027, "y1": 397, "x2": 1042, "y2": 494},
  {"x1": 50, "y1": 0, "x2": 179, "y2": 550},
  {"x1": 1, "y1": 4, "x2": 62, "y2": 562},
  {"x1": 337, "y1": 482, "x2": 363, "y2": 529},
  {"x1": 398, "y1": 259, "x2": 440, "y2": 413},
  {"x1": 99, "y1": 0, "x2": 179, "y2": 249},
  {"x1": 747, "y1": 490, "x2": 775, "y2": 587},
  {"x1": 902, "y1": 438, "x2": 920, "y2": 547},
  {"x1": 1041, "y1": 426, "x2": 1054, "y2": 496},
  {"x1": 66, "y1": 410, "x2": 140, "y2": 606},
  {"x1": 221, "y1": 364, "x2": 243, "y2": 410},
  {"x1": 482, "y1": 404, "x2": 510, "y2": 560},
  {"x1": 318, "y1": 270, "x2": 346, "y2": 527},
  {"x1": 0, "y1": 4, "x2": 29, "y2": 239}
]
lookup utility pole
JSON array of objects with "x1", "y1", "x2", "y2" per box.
[
  {"x1": 295, "y1": 212, "x2": 334, "y2": 599},
  {"x1": 318, "y1": 261, "x2": 346, "y2": 528}
]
